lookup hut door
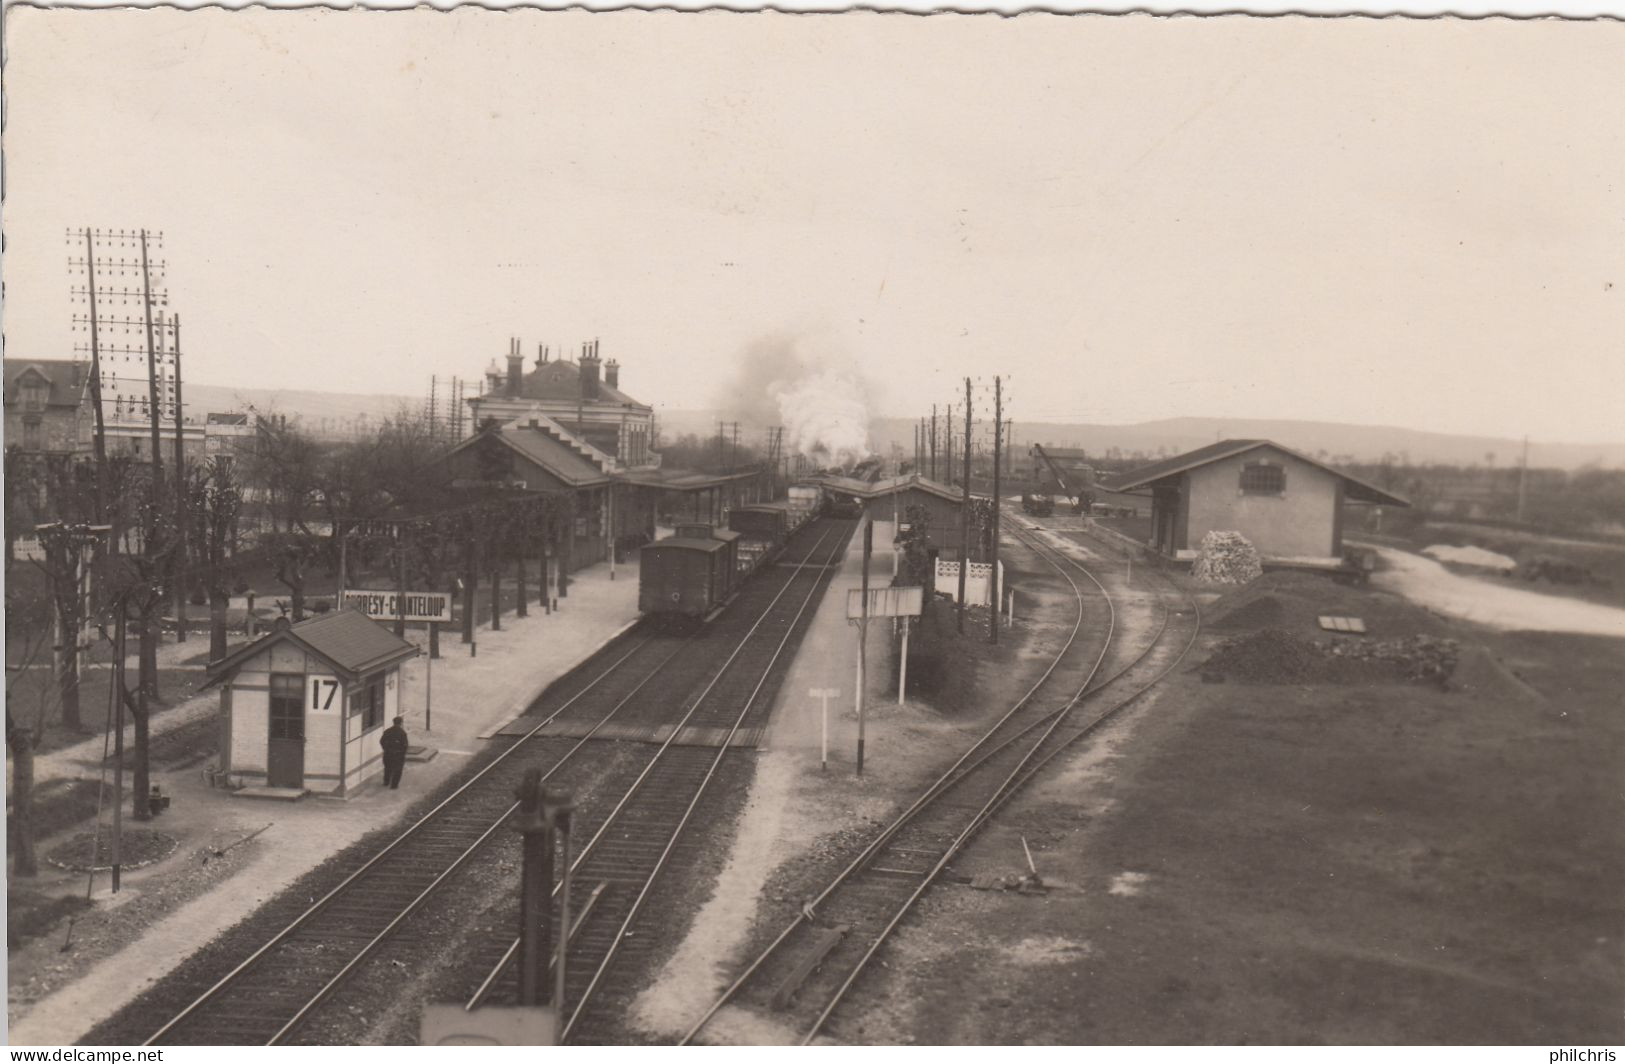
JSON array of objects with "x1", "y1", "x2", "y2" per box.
[{"x1": 267, "y1": 673, "x2": 306, "y2": 789}]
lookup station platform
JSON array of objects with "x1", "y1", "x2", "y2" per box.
[
  {"x1": 9, "y1": 553, "x2": 642, "y2": 1047},
  {"x1": 763, "y1": 520, "x2": 902, "y2": 764}
]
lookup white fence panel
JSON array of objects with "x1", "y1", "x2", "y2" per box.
[{"x1": 933, "y1": 559, "x2": 1003, "y2": 606}]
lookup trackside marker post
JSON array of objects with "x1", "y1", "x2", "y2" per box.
[{"x1": 810, "y1": 687, "x2": 839, "y2": 771}]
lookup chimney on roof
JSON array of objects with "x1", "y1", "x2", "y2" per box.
[
  {"x1": 507, "y1": 337, "x2": 525, "y2": 397},
  {"x1": 537, "y1": 342, "x2": 548, "y2": 368},
  {"x1": 580, "y1": 340, "x2": 602, "y2": 400},
  {"x1": 604, "y1": 358, "x2": 620, "y2": 391}
]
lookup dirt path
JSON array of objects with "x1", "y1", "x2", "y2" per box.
[{"x1": 1372, "y1": 547, "x2": 1625, "y2": 637}]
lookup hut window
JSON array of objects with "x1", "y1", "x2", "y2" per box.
[
  {"x1": 350, "y1": 677, "x2": 385, "y2": 731},
  {"x1": 1240, "y1": 462, "x2": 1285, "y2": 495},
  {"x1": 269, "y1": 674, "x2": 305, "y2": 741}
]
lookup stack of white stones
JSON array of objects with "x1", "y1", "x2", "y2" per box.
[{"x1": 1192, "y1": 530, "x2": 1263, "y2": 584}]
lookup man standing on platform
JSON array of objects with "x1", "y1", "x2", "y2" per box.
[{"x1": 381, "y1": 716, "x2": 409, "y2": 790}]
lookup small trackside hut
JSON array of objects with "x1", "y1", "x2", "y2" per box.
[{"x1": 205, "y1": 611, "x2": 420, "y2": 796}]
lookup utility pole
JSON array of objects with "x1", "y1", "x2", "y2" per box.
[
  {"x1": 856, "y1": 518, "x2": 871, "y2": 776},
  {"x1": 930, "y1": 405, "x2": 938, "y2": 480},
  {"x1": 139, "y1": 231, "x2": 165, "y2": 487},
  {"x1": 1517, "y1": 435, "x2": 1530, "y2": 523},
  {"x1": 990, "y1": 378, "x2": 1002, "y2": 645},
  {"x1": 957, "y1": 381, "x2": 971, "y2": 634},
  {"x1": 170, "y1": 313, "x2": 188, "y2": 643}
]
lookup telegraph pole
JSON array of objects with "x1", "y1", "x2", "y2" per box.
[
  {"x1": 930, "y1": 405, "x2": 938, "y2": 480},
  {"x1": 990, "y1": 378, "x2": 1002, "y2": 644},
  {"x1": 956, "y1": 381, "x2": 971, "y2": 634},
  {"x1": 171, "y1": 314, "x2": 188, "y2": 643},
  {"x1": 1517, "y1": 435, "x2": 1530, "y2": 523}
]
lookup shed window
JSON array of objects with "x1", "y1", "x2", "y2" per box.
[
  {"x1": 350, "y1": 676, "x2": 385, "y2": 731},
  {"x1": 1240, "y1": 462, "x2": 1285, "y2": 495},
  {"x1": 269, "y1": 674, "x2": 305, "y2": 741}
]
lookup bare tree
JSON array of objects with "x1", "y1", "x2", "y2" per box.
[{"x1": 185, "y1": 458, "x2": 244, "y2": 662}]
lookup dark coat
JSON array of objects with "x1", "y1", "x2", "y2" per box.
[{"x1": 381, "y1": 724, "x2": 409, "y2": 760}]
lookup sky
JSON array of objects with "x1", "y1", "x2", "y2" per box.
[{"x1": 4, "y1": 11, "x2": 1623, "y2": 443}]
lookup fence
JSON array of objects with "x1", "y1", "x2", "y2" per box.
[{"x1": 933, "y1": 558, "x2": 1003, "y2": 607}]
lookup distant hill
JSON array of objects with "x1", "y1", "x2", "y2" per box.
[
  {"x1": 871, "y1": 416, "x2": 1625, "y2": 471},
  {"x1": 186, "y1": 386, "x2": 1624, "y2": 470}
]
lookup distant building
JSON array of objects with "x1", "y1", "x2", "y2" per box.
[
  {"x1": 4, "y1": 359, "x2": 92, "y2": 455},
  {"x1": 4, "y1": 357, "x2": 252, "y2": 466},
  {"x1": 1106, "y1": 439, "x2": 1410, "y2": 564},
  {"x1": 1029, "y1": 445, "x2": 1094, "y2": 494},
  {"x1": 467, "y1": 339, "x2": 658, "y2": 471}
]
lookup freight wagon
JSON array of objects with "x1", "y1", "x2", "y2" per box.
[
  {"x1": 639, "y1": 525, "x2": 741, "y2": 623},
  {"x1": 787, "y1": 484, "x2": 826, "y2": 527}
]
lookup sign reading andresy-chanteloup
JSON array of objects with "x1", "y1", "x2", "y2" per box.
[{"x1": 341, "y1": 589, "x2": 453, "y2": 623}]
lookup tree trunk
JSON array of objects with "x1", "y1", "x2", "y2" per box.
[
  {"x1": 57, "y1": 588, "x2": 84, "y2": 732},
  {"x1": 209, "y1": 589, "x2": 230, "y2": 662},
  {"x1": 461, "y1": 539, "x2": 477, "y2": 644},
  {"x1": 559, "y1": 514, "x2": 573, "y2": 599},
  {"x1": 290, "y1": 576, "x2": 306, "y2": 623},
  {"x1": 140, "y1": 615, "x2": 160, "y2": 701},
  {"x1": 515, "y1": 551, "x2": 528, "y2": 618},
  {"x1": 490, "y1": 564, "x2": 502, "y2": 630},
  {"x1": 133, "y1": 611, "x2": 155, "y2": 821},
  {"x1": 8, "y1": 724, "x2": 38, "y2": 876}
]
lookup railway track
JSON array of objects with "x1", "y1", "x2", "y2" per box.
[
  {"x1": 462, "y1": 517, "x2": 857, "y2": 1043},
  {"x1": 141, "y1": 518, "x2": 853, "y2": 1046},
  {"x1": 681, "y1": 514, "x2": 1200, "y2": 1045}
]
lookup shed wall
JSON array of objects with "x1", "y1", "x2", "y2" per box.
[{"x1": 1184, "y1": 448, "x2": 1338, "y2": 559}]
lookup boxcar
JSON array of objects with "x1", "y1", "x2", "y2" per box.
[
  {"x1": 787, "y1": 484, "x2": 824, "y2": 527},
  {"x1": 828, "y1": 493, "x2": 863, "y2": 519},
  {"x1": 729, "y1": 504, "x2": 790, "y2": 542},
  {"x1": 640, "y1": 535, "x2": 734, "y2": 621}
]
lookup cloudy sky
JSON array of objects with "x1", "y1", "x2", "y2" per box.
[{"x1": 4, "y1": 11, "x2": 1622, "y2": 442}]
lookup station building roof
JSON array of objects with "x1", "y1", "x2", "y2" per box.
[{"x1": 205, "y1": 610, "x2": 419, "y2": 687}]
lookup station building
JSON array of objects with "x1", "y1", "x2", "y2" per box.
[
  {"x1": 1105, "y1": 439, "x2": 1410, "y2": 564},
  {"x1": 467, "y1": 339, "x2": 657, "y2": 471},
  {"x1": 205, "y1": 611, "x2": 419, "y2": 796}
]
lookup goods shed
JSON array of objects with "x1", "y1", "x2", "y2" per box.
[
  {"x1": 205, "y1": 611, "x2": 419, "y2": 796},
  {"x1": 1105, "y1": 439, "x2": 1409, "y2": 564}
]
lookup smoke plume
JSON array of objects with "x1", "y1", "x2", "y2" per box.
[{"x1": 722, "y1": 333, "x2": 872, "y2": 466}]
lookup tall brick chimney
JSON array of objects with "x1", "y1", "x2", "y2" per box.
[
  {"x1": 604, "y1": 359, "x2": 620, "y2": 391},
  {"x1": 506, "y1": 337, "x2": 525, "y2": 397},
  {"x1": 580, "y1": 340, "x2": 601, "y2": 400}
]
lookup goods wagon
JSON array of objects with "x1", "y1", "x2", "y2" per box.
[
  {"x1": 827, "y1": 493, "x2": 864, "y2": 519},
  {"x1": 730, "y1": 503, "x2": 793, "y2": 575},
  {"x1": 787, "y1": 484, "x2": 826, "y2": 527},
  {"x1": 729, "y1": 504, "x2": 790, "y2": 542},
  {"x1": 640, "y1": 528, "x2": 739, "y2": 622}
]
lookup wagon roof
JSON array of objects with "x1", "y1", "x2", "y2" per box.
[{"x1": 648, "y1": 536, "x2": 731, "y2": 552}]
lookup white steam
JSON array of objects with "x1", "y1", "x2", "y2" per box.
[{"x1": 725, "y1": 334, "x2": 872, "y2": 466}]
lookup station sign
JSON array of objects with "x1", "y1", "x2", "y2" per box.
[
  {"x1": 847, "y1": 585, "x2": 924, "y2": 619},
  {"x1": 341, "y1": 589, "x2": 453, "y2": 623}
]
